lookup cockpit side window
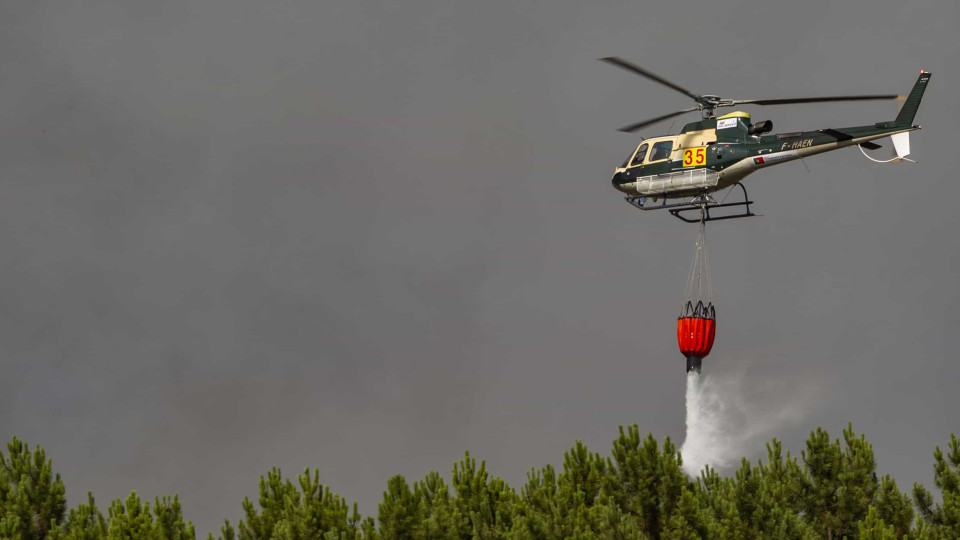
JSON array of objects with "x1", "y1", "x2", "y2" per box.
[
  {"x1": 649, "y1": 141, "x2": 673, "y2": 162},
  {"x1": 629, "y1": 143, "x2": 648, "y2": 167}
]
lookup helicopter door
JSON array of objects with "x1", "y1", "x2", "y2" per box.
[{"x1": 646, "y1": 138, "x2": 677, "y2": 164}]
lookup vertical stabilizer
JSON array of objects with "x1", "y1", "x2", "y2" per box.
[{"x1": 895, "y1": 71, "x2": 931, "y2": 127}]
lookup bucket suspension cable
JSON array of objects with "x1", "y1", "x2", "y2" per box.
[
  {"x1": 680, "y1": 215, "x2": 713, "y2": 318},
  {"x1": 677, "y1": 212, "x2": 717, "y2": 373}
]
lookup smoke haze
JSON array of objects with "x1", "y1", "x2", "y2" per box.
[{"x1": 1, "y1": 1, "x2": 958, "y2": 536}]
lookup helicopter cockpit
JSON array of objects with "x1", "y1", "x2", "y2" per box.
[{"x1": 622, "y1": 138, "x2": 677, "y2": 169}]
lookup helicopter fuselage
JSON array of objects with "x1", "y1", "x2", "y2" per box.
[
  {"x1": 611, "y1": 113, "x2": 920, "y2": 199},
  {"x1": 600, "y1": 59, "x2": 930, "y2": 221}
]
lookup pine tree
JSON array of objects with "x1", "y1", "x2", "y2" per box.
[
  {"x1": 377, "y1": 475, "x2": 421, "y2": 540},
  {"x1": 10, "y1": 426, "x2": 960, "y2": 540},
  {"x1": 412, "y1": 471, "x2": 458, "y2": 538},
  {"x1": 105, "y1": 491, "x2": 195, "y2": 540},
  {"x1": 913, "y1": 433, "x2": 960, "y2": 538},
  {"x1": 237, "y1": 467, "x2": 292, "y2": 540},
  {"x1": 106, "y1": 492, "x2": 157, "y2": 539},
  {"x1": 212, "y1": 520, "x2": 235, "y2": 540},
  {"x1": 450, "y1": 452, "x2": 514, "y2": 539},
  {"x1": 512, "y1": 464, "x2": 563, "y2": 539},
  {"x1": 0, "y1": 437, "x2": 67, "y2": 540},
  {"x1": 750, "y1": 440, "x2": 814, "y2": 539},
  {"x1": 873, "y1": 475, "x2": 912, "y2": 538},
  {"x1": 52, "y1": 493, "x2": 107, "y2": 540},
  {"x1": 800, "y1": 424, "x2": 878, "y2": 540},
  {"x1": 695, "y1": 449, "x2": 815, "y2": 540},
  {"x1": 858, "y1": 506, "x2": 898, "y2": 540},
  {"x1": 560, "y1": 441, "x2": 608, "y2": 509},
  {"x1": 152, "y1": 496, "x2": 195, "y2": 540},
  {"x1": 513, "y1": 440, "x2": 643, "y2": 539},
  {"x1": 660, "y1": 487, "x2": 710, "y2": 539},
  {"x1": 800, "y1": 427, "x2": 844, "y2": 538},
  {"x1": 236, "y1": 467, "x2": 360, "y2": 540},
  {"x1": 604, "y1": 426, "x2": 687, "y2": 539},
  {"x1": 555, "y1": 441, "x2": 617, "y2": 538}
]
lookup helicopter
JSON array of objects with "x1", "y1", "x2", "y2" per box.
[{"x1": 602, "y1": 57, "x2": 931, "y2": 222}]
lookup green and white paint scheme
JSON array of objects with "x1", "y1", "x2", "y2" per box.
[{"x1": 610, "y1": 71, "x2": 931, "y2": 200}]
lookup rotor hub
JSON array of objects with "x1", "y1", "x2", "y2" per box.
[{"x1": 696, "y1": 95, "x2": 735, "y2": 118}]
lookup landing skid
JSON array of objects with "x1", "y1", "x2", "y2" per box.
[{"x1": 624, "y1": 183, "x2": 758, "y2": 223}]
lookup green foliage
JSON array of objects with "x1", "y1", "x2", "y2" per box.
[
  {"x1": 376, "y1": 452, "x2": 517, "y2": 540},
  {"x1": 513, "y1": 439, "x2": 646, "y2": 539},
  {"x1": 451, "y1": 451, "x2": 515, "y2": 539},
  {"x1": 696, "y1": 442, "x2": 815, "y2": 540},
  {"x1": 913, "y1": 433, "x2": 960, "y2": 539},
  {"x1": 106, "y1": 492, "x2": 195, "y2": 540},
  {"x1": 858, "y1": 506, "x2": 898, "y2": 540},
  {"x1": 604, "y1": 426, "x2": 687, "y2": 539},
  {"x1": 874, "y1": 475, "x2": 913, "y2": 538},
  {"x1": 377, "y1": 475, "x2": 419, "y2": 540},
  {"x1": 53, "y1": 493, "x2": 107, "y2": 540},
  {"x1": 800, "y1": 423, "x2": 878, "y2": 540},
  {"x1": 0, "y1": 437, "x2": 67, "y2": 540},
  {"x1": 4, "y1": 429, "x2": 960, "y2": 540},
  {"x1": 412, "y1": 471, "x2": 457, "y2": 538},
  {"x1": 236, "y1": 467, "x2": 362, "y2": 540}
]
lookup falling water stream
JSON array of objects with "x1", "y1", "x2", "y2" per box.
[
  {"x1": 680, "y1": 371, "x2": 733, "y2": 474},
  {"x1": 680, "y1": 367, "x2": 819, "y2": 477}
]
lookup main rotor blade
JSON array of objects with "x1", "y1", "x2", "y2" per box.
[
  {"x1": 618, "y1": 107, "x2": 700, "y2": 133},
  {"x1": 732, "y1": 94, "x2": 900, "y2": 106},
  {"x1": 599, "y1": 57, "x2": 701, "y2": 102}
]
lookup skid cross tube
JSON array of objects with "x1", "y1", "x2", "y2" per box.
[
  {"x1": 624, "y1": 183, "x2": 758, "y2": 223},
  {"x1": 670, "y1": 200, "x2": 756, "y2": 223}
]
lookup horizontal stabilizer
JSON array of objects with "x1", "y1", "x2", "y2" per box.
[
  {"x1": 859, "y1": 141, "x2": 882, "y2": 150},
  {"x1": 821, "y1": 128, "x2": 853, "y2": 141}
]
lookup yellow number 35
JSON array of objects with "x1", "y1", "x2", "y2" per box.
[{"x1": 682, "y1": 148, "x2": 706, "y2": 167}]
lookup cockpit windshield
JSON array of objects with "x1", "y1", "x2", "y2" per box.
[
  {"x1": 620, "y1": 143, "x2": 647, "y2": 169},
  {"x1": 631, "y1": 143, "x2": 648, "y2": 166},
  {"x1": 623, "y1": 143, "x2": 648, "y2": 168}
]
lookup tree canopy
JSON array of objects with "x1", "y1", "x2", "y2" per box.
[{"x1": 2, "y1": 426, "x2": 957, "y2": 539}]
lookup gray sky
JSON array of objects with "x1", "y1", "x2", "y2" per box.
[{"x1": 2, "y1": 0, "x2": 958, "y2": 536}]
